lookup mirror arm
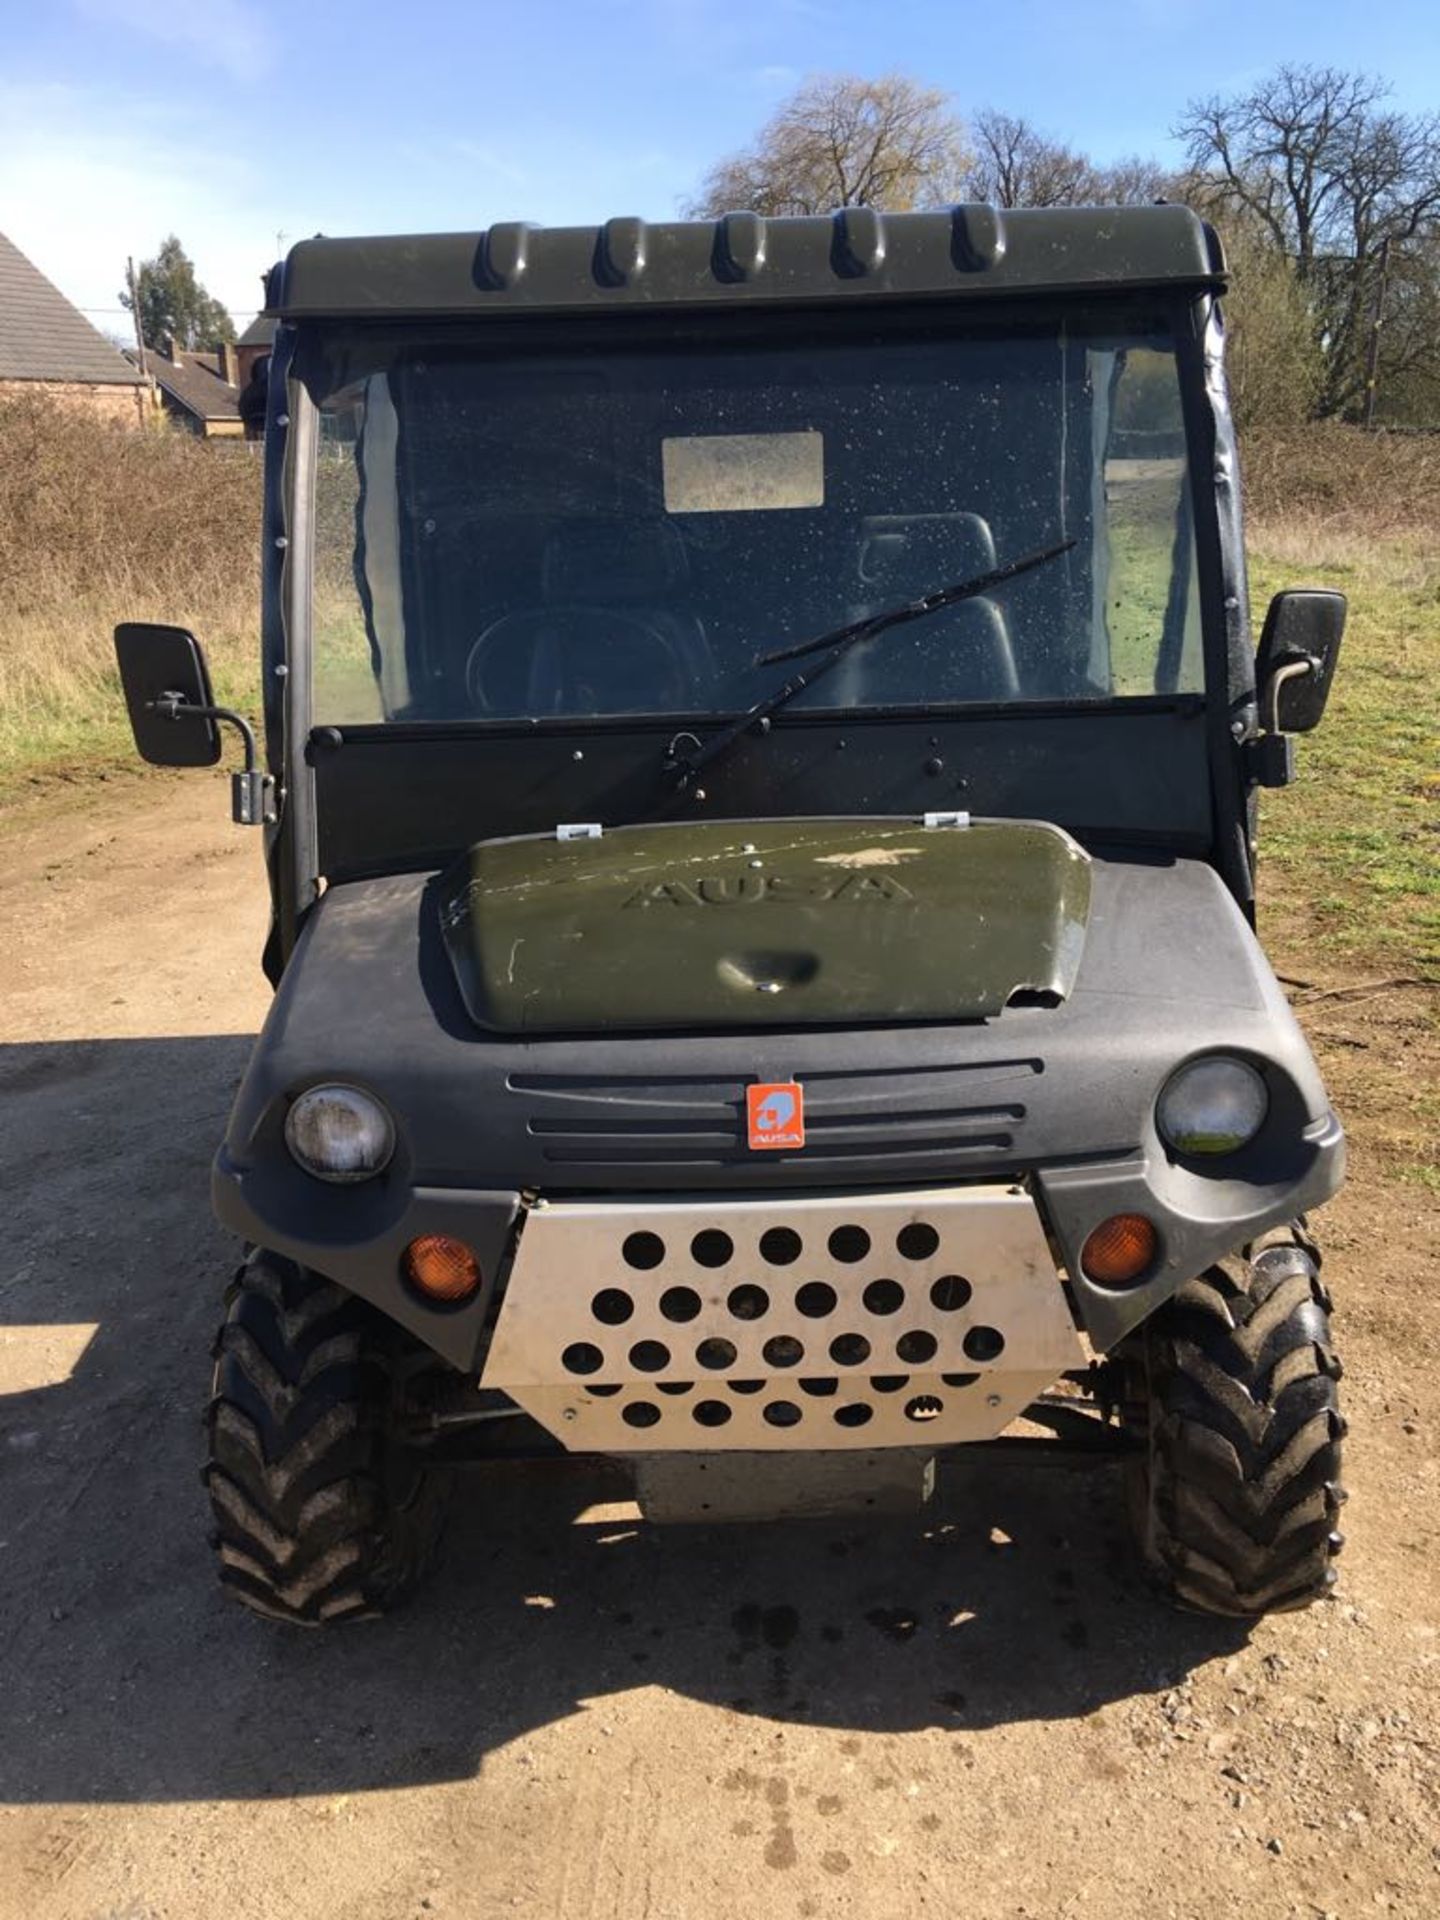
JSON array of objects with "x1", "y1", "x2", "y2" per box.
[
  {"x1": 1262, "y1": 656, "x2": 1314, "y2": 737},
  {"x1": 147, "y1": 691, "x2": 272, "y2": 826}
]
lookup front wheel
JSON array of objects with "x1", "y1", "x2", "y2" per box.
[
  {"x1": 1121, "y1": 1225, "x2": 1347, "y2": 1617},
  {"x1": 204, "y1": 1249, "x2": 450, "y2": 1623}
]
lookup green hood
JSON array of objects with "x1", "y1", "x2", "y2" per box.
[{"x1": 439, "y1": 817, "x2": 1091, "y2": 1035}]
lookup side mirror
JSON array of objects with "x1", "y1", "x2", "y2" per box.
[
  {"x1": 114, "y1": 622, "x2": 222, "y2": 767},
  {"x1": 1255, "y1": 590, "x2": 1346, "y2": 734},
  {"x1": 114, "y1": 622, "x2": 271, "y2": 825}
]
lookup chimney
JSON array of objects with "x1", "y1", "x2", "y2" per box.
[
  {"x1": 165, "y1": 334, "x2": 184, "y2": 365},
  {"x1": 219, "y1": 340, "x2": 239, "y2": 387}
]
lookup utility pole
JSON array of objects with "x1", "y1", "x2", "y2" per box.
[
  {"x1": 126, "y1": 254, "x2": 157, "y2": 425},
  {"x1": 1362, "y1": 234, "x2": 1392, "y2": 429}
]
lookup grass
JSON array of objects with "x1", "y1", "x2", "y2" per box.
[{"x1": 1249, "y1": 522, "x2": 1440, "y2": 980}]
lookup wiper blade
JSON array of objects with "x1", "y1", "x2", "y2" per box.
[{"x1": 661, "y1": 536, "x2": 1076, "y2": 804}]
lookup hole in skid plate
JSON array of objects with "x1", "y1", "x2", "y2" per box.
[
  {"x1": 835, "y1": 1404, "x2": 873, "y2": 1429},
  {"x1": 586, "y1": 1384, "x2": 622, "y2": 1398},
  {"x1": 692, "y1": 1229, "x2": 734, "y2": 1269},
  {"x1": 829, "y1": 1333, "x2": 871, "y2": 1367},
  {"x1": 659, "y1": 1286, "x2": 702, "y2": 1323},
  {"x1": 870, "y1": 1375, "x2": 908, "y2": 1393},
  {"x1": 622, "y1": 1402, "x2": 661, "y2": 1429},
  {"x1": 931, "y1": 1274, "x2": 973, "y2": 1312},
  {"x1": 696, "y1": 1337, "x2": 738, "y2": 1371},
  {"x1": 799, "y1": 1378, "x2": 839, "y2": 1397},
  {"x1": 764, "y1": 1401, "x2": 802, "y2": 1428},
  {"x1": 762, "y1": 1335, "x2": 804, "y2": 1368},
  {"x1": 728, "y1": 1379, "x2": 765, "y2": 1394},
  {"x1": 964, "y1": 1325, "x2": 1006, "y2": 1362},
  {"x1": 656, "y1": 1381, "x2": 694, "y2": 1396},
  {"x1": 897, "y1": 1222, "x2": 940, "y2": 1261},
  {"x1": 694, "y1": 1400, "x2": 732, "y2": 1427},
  {"x1": 896, "y1": 1330, "x2": 938, "y2": 1365},
  {"x1": 905, "y1": 1394, "x2": 944, "y2": 1423},
  {"x1": 828, "y1": 1225, "x2": 871, "y2": 1264},
  {"x1": 629, "y1": 1340, "x2": 670, "y2": 1373},
  {"x1": 795, "y1": 1282, "x2": 837, "y2": 1318},
  {"x1": 862, "y1": 1279, "x2": 904, "y2": 1316},
  {"x1": 942, "y1": 1372, "x2": 980, "y2": 1388},
  {"x1": 760, "y1": 1227, "x2": 803, "y2": 1266},
  {"x1": 727, "y1": 1283, "x2": 769, "y2": 1321},
  {"x1": 592, "y1": 1289, "x2": 634, "y2": 1325},
  {"x1": 622, "y1": 1232, "x2": 665, "y2": 1271},
  {"x1": 562, "y1": 1342, "x2": 604, "y2": 1376}
]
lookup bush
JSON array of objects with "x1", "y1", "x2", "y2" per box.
[
  {"x1": 0, "y1": 391, "x2": 261, "y2": 776},
  {"x1": 1244, "y1": 421, "x2": 1440, "y2": 534}
]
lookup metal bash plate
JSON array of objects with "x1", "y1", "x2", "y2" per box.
[{"x1": 481, "y1": 1186, "x2": 1083, "y2": 1451}]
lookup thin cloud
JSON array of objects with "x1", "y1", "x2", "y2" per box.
[
  {"x1": 0, "y1": 82, "x2": 276, "y2": 323},
  {"x1": 72, "y1": 0, "x2": 274, "y2": 84}
]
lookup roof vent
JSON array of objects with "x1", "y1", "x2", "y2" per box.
[
  {"x1": 595, "y1": 216, "x2": 648, "y2": 288},
  {"x1": 476, "y1": 222, "x2": 535, "y2": 291},
  {"x1": 713, "y1": 211, "x2": 767, "y2": 283},
  {"x1": 831, "y1": 205, "x2": 886, "y2": 279},
  {"x1": 950, "y1": 204, "x2": 1007, "y2": 273}
]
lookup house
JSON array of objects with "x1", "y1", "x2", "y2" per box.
[
  {"x1": 0, "y1": 230, "x2": 148, "y2": 424},
  {"x1": 127, "y1": 338, "x2": 244, "y2": 438},
  {"x1": 236, "y1": 313, "x2": 275, "y2": 390}
]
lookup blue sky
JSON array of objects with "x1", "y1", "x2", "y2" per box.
[{"x1": 4, "y1": 0, "x2": 1438, "y2": 334}]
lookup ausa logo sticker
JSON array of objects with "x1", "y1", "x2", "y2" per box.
[{"x1": 747, "y1": 1081, "x2": 805, "y2": 1152}]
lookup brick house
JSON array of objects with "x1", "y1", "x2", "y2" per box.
[{"x1": 0, "y1": 230, "x2": 148, "y2": 424}]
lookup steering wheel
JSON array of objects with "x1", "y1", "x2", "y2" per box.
[{"x1": 465, "y1": 607, "x2": 693, "y2": 716}]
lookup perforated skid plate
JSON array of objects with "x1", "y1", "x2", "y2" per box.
[{"x1": 481, "y1": 1186, "x2": 1083, "y2": 1451}]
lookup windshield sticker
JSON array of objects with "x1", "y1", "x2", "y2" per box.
[
  {"x1": 747, "y1": 1082, "x2": 806, "y2": 1151},
  {"x1": 662, "y1": 431, "x2": 823, "y2": 513}
]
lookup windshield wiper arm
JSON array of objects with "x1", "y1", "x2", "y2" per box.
[{"x1": 661, "y1": 535, "x2": 1076, "y2": 804}]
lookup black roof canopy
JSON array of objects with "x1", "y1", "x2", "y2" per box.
[{"x1": 270, "y1": 204, "x2": 1224, "y2": 323}]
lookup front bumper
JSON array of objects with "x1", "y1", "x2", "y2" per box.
[{"x1": 212, "y1": 1105, "x2": 1345, "y2": 1373}]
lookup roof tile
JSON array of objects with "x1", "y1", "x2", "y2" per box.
[{"x1": 0, "y1": 231, "x2": 145, "y2": 385}]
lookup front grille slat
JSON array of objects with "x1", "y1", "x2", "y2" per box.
[{"x1": 515, "y1": 1062, "x2": 1038, "y2": 1170}]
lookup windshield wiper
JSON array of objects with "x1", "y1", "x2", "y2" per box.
[{"x1": 661, "y1": 535, "x2": 1076, "y2": 805}]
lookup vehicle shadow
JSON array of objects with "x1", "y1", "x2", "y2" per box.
[{"x1": 0, "y1": 1035, "x2": 1247, "y2": 1805}]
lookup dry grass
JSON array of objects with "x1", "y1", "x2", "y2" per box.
[
  {"x1": 1244, "y1": 421, "x2": 1440, "y2": 538},
  {"x1": 0, "y1": 392, "x2": 261, "y2": 780}
]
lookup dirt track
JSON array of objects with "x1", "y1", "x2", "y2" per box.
[{"x1": 1, "y1": 775, "x2": 1437, "y2": 1920}]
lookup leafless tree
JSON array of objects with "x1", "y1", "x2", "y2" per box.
[
  {"x1": 962, "y1": 110, "x2": 1093, "y2": 207},
  {"x1": 1091, "y1": 153, "x2": 1171, "y2": 207},
  {"x1": 962, "y1": 111, "x2": 1167, "y2": 208},
  {"x1": 1176, "y1": 65, "x2": 1440, "y2": 415},
  {"x1": 684, "y1": 74, "x2": 969, "y2": 218}
]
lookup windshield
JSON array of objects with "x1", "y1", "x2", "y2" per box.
[{"x1": 302, "y1": 309, "x2": 1203, "y2": 727}]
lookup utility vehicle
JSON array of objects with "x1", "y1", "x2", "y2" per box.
[{"x1": 116, "y1": 204, "x2": 1348, "y2": 1624}]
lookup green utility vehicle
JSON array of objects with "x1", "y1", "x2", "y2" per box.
[{"x1": 116, "y1": 204, "x2": 1348, "y2": 1625}]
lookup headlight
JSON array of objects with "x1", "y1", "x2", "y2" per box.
[
  {"x1": 1157, "y1": 1056, "x2": 1268, "y2": 1156},
  {"x1": 285, "y1": 1084, "x2": 395, "y2": 1183}
]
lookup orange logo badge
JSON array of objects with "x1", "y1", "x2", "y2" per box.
[{"x1": 747, "y1": 1081, "x2": 805, "y2": 1151}]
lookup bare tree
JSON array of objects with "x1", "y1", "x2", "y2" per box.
[
  {"x1": 963, "y1": 110, "x2": 1093, "y2": 207},
  {"x1": 1091, "y1": 153, "x2": 1170, "y2": 207},
  {"x1": 962, "y1": 111, "x2": 1167, "y2": 208},
  {"x1": 1177, "y1": 65, "x2": 1440, "y2": 415},
  {"x1": 684, "y1": 73, "x2": 969, "y2": 218}
]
